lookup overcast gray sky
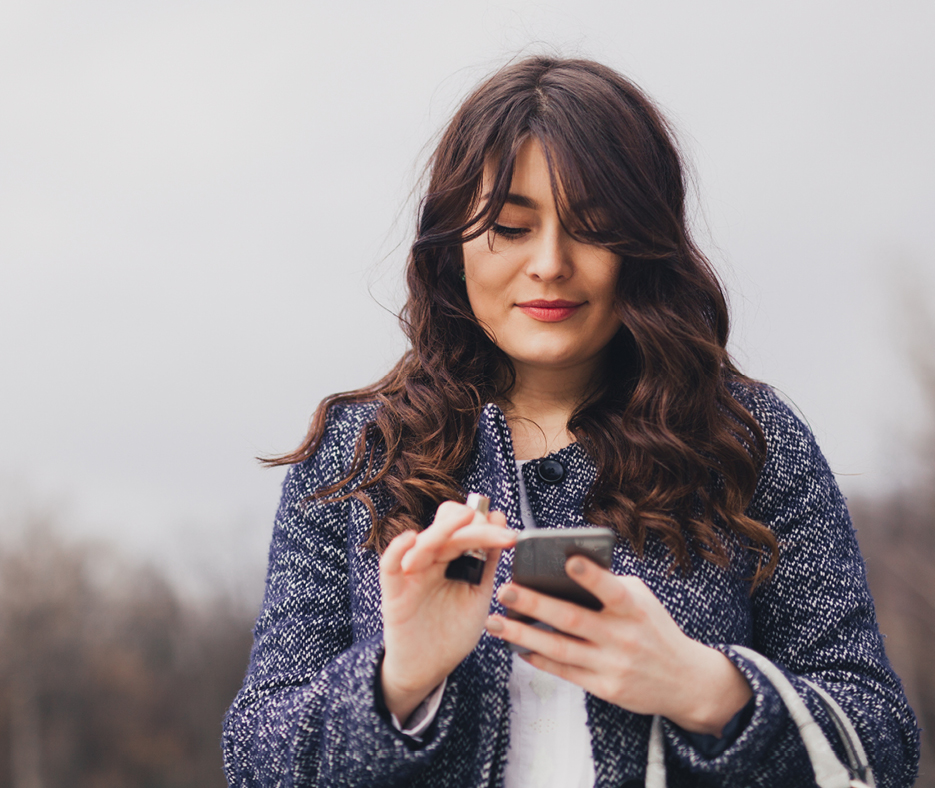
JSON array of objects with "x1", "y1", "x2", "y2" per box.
[{"x1": 2, "y1": 0, "x2": 933, "y2": 599}]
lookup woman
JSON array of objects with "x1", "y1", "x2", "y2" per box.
[{"x1": 223, "y1": 57, "x2": 919, "y2": 787}]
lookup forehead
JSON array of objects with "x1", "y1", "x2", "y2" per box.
[
  {"x1": 481, "y1": 138, "x2": 565, "y2": 209},
  {"x1": 502, "y1": 139, "x2": 552, "y2": 201}
]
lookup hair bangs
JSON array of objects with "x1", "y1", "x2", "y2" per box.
[
  {"x1": 531, "y1": 130, "x2": 633, "y2": 253},
  {"x1": 459, "y1": 141, "x2": 523, "y2": 244},
  {"x1": 528, "y1": 69, "x2": 685, "y2": 262}
]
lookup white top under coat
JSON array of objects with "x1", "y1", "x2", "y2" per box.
[
  {"x1": 392, "y1": 462, "x2": 595, "y2": 787},
  {"x1": 502, "y1": 460, "x2": 595, "y2": 788}
]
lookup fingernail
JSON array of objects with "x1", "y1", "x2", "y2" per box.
[
  {"x1": 568, "y1": 557, "x2": 586, "y2": 575},
  {"x1": 485, "y1": 617, "x2": 504, "y2": 633},
  {"x1": 498, "y1": 587, "x2": 517, "y2": 604}
]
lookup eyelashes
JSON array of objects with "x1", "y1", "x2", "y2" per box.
[
  {"x1": 491, "y1": 224, "x2": 528, "y2": 239},
  {"x1": 489, "y1": 223, "x2": 616, "y2": 252}
]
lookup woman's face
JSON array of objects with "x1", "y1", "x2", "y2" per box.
[{"x1": 462, "y1": 138, "x2": 622, "y2": 381}]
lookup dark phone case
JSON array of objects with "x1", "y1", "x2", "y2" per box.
[{"x1": 508, "y1": 527, "x2": 615, "y2": 624}]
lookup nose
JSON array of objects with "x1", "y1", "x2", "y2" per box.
[{"x1": 525, "y1": 224, "x2": 573, "y2": 282}]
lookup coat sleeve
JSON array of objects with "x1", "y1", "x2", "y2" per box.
[
  {"x1": 221, "y1": 404, "x2": 459, "y2": 788},
  {"x1": 661, "y1": 385, "x2": 920, "y2": 786}
]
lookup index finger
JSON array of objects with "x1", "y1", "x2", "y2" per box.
[{"x1": 399, "y1": 501, "x2": 477, "y2": 573}]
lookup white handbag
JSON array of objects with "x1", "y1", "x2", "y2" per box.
[{"x1": 645, "y1": 645, "x2": 876, "y2": 788}]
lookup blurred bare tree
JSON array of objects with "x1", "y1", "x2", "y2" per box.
[
  {"x1": 852, "y1": 275, "x2": 935, "y2": 787},
  {"x1": 0, "y1": 520, "x2": 253, "y2": 788}
]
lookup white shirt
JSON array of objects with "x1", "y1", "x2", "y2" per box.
[
  {"x1": 502, "y1": 461, "x2": 595, "y2": 788},
  {"x1": 392, "y1": 461, "x2": 595, "y2": 787}
]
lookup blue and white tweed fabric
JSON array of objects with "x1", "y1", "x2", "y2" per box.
[{"x1": 223, "y1": 384, "x2": 919, "y2": 787}]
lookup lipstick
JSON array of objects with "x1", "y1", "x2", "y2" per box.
[
  {"x1": 515, "y1": 299, "x2": 583, "y2": 322},
  {"x1": 444, "y1": 493, "x2": 490, "y2": 585}
]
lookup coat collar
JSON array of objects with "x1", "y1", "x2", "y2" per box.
[{"x1": 461, "y1": 403, "x2": 596, "y2": 531}]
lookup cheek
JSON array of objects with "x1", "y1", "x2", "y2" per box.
[
  {"x1": 591, "y1": 266, "x2": 623, "y2": 337},
  {"x1": 461, "y1": 240, "x2": 485, "y2": 284},
  {"x1": 462, "y1": 242, "x2": 512, "y2": 309},
  {"x1": 463, "y1": 258, "x2": 493, "y2": 321},
  {"x1": 465, "y1": 281, "x2": 501, "y2": 326},
  {"x1": 462, "y1": 234, "x2": 495, "y2": 267},
  {"x1": 598, "y1": 261, "x2": 622, "y2": 311}
]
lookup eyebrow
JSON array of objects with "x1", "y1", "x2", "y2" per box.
[
  {"x1": 504, "y1": 193, "x2": 538, "y2": 209},
  {"x1": 481, "y1": 192, "x2": 539, "y2": 210}
]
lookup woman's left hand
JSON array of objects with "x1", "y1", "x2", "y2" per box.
[{"x1": 485, "y1": 555, "x2": 752, "y2": 736}]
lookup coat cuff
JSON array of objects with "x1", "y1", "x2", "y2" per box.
[
  {"x1": 289, "y1": 635, "x2": 456, "y2": 785},
  {"x1": 385, "y1": 679, "x2": 448, "y2": 741},
  {"x1": 661, "y1": 644, "x2": 789, "y2": 779},
  {"x1": 678, "y1": 695, "x2": 755, "y2": 757}
]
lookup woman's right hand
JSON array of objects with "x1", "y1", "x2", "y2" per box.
[{"x1": 379, "y1": 501, "x2": 515, "y2": 724}]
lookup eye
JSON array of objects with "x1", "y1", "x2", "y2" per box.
[{"x1": 492, "y1": 224, "x2": 528, "y2": 239}]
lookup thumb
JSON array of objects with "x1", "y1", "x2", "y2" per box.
[{"x1": 565, "y1": 555, "x2": 636, "y2": 614}]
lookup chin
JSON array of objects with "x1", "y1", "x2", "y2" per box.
[{"x1": 514, "y1": 351, "x2": 587, "y2": 370}]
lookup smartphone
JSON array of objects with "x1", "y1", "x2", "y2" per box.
[{"x1": 507, "y1": 527, "x2": 615, "y2": 652}]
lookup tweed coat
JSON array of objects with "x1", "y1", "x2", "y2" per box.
[{"x1": 223, "y1": 383, "x2": 919, "y2": 787}]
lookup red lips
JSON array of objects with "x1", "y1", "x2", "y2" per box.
[{"x1": 515, "y1": 299, "x2": 584, "y2": 322}]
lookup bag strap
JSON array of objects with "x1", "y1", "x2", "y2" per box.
[
  {"x1": 801, "y1": 677, "x2": 876, "y2": 787},
  {"x1": 645, "y1": 715, "x2": 666, "y2": 788},
  {"x1": 644, "y1": 645, "x2": 874, "y2": 788}
]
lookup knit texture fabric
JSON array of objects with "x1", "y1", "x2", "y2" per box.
[{"x1": 223, "y1": 383, "x2": 919, "y2": 787}]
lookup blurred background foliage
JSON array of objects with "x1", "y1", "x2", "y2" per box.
[
  {"x1": 851, "y1": 287, "x2": 935, "y2": 786},
  {"x1": 0, "y1": 523, "x2": 252, "y2": 788}
]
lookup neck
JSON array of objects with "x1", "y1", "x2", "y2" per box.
[{"x1": 500, "y1": 358, "x2": 603, "y2": 460}]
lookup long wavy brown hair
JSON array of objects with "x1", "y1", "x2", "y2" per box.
[{"x1": 270, "y1": 56, "x2": 778, "y2": 587}]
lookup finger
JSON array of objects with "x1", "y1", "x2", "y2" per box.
[
  {"x1": 433, "y1": 524, "x2": 516, "y2": 562},
  {"x1": 379, "y1": 530, "x2": 418, "y2": 596},
  {"x1": 476, "y1": 510, "x2": 511, "y2": 587},
  {"x1": 565, "y1": 556, "x2": 639, "y2": 614},
  {"x1": 482, "y1": 511, "x2": 510, "y2": 585},
  {"x1": 400, "y1": 502, "x2": 475, "y2": 573},
  {"x1": 496, "y1": 583, "x2": 601, "y2": 640},
  {"x1": 487, "y1": 510, "x2": 508, "y2": 528},
  {"x1": 472, "y1": 547, "x2": 502, "y2": 597},
  {"x1": 485, "y1": 614, "x2": 596, "y2": 668},
  {"x1": 438, "y1": 508, "x2": 513, "y2": 595}
]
